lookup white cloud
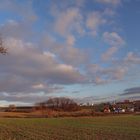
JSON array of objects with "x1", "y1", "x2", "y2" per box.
[
  {"x1": 54, "y1": 8, "x2": 84, "y2": 36},
  {"x1": 59, "y1": 47, "x2": 88, "y2": 66},
  {"x1": 102, "y1": 32, "x2": 125, "y2": 61},
  {"x1": 66, "y1": 35, "x2": 76, "y2": 46},
  {"x1": 43, "y1": 35, "x2": 88, "y2": 66},
  {"x1": 124, "y1": 52, "x2": 140, "y2": 64},
  {"x1": 102, "y1": 46, "x2": 118, "y2": 61},
  {"x1": 32, "y1": 84, "x2": 45, "y2": 89},
  {"x1": 103, "y1": 32, "x2": 125, "y2": 47},
  {"x1": 112, "y1": 67, "x2": 127, "y2": 80},
  {"x1": 87, "y1": 63, "x2": 127, "y2": 84},
  {"x1": 86, "y1": 12, "x2": 106, "y2": 36},
  {"x1": 43, "y1": 51, "x2": 56, "y2": 58},
  {"x1": 94, "y1": 76, "x2": 107, "y2": 84}
]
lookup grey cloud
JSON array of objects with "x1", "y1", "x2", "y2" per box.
[
  {"x1": 0, "y1": 38, "x2": 86, "y2": 94},
  {"x1": 0, "y1": 74, "x2": 62, "y2": 94},
  {"x1": 121, "y1": 87, "x2": 140, "y2": 96}
]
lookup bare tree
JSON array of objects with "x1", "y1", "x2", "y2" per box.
[
  {"x1": 46, "y1": 97, "x2": 79, "y2": 111},
  {"x1": 0, "y1": 36, "x2": 7, "y2": 54}
]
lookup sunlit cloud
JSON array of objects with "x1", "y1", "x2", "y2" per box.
[{"x1": 0, "y1": 0, "x2": 139, "y2": 104}]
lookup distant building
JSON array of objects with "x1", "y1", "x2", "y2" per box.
[
  {"x1": 134, "y1": 100, "x2": 140, "y2": 112},
  {"x1": 104, "y1": 104, "x2": 111, "y2": 113},
  {"x1": 104, "y1": 108, "x2": 110, "y2": 113},
  {"x1": 115, "y1": 100, "x2": 134, "y2": 112},
  {"x1": 4, "y1": 106, "x2": 34, "y2": 113}
]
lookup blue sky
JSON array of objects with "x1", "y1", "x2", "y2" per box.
[{"x1": 0, "y1": 0, "x2": 140, "y2": 106}]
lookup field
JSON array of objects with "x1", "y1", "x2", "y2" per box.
[{"x1": 0, "y1": 115, "x2": 140, "y2": 140}]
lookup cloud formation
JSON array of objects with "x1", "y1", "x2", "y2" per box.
[
  {"x1": 86, "y1": 12, "x2": 106, "y2": 36},
  {"x1": 121, "y1": 87, "x2": 140, "y2": 96},
  {"x1": 124, "y1": 52, "x2": 140, "y2": 64},
  {"x1": 54, "y1": 8, "x2": 83, "y2": 36},
  {"x1": 87, "y1": 63, "x2": 127, "y2": 84},
  {"x1": 103, "y1": 32, "x2": 125, "y2": 47},
  {"x1": 102, "y1": 32, "x2": 125, "y2": 61},
  {"x1": 0, "y1": 0, "x2": 139, "y2": 104},
  {"x1": 0, "y1": 38, "x2": 86, "y2": 93}
]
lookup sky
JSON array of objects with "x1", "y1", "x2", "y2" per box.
[{"x1": 0, "y1": 0, "x2": 140, "y2": 106}]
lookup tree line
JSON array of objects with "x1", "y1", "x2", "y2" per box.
[{"x1": 36, "y1": 97, "x2": 79, "y2": 112}]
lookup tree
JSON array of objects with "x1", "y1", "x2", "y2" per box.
[
  {"x1": 94, "y1": 103, "x2": 105, "y2": 112},
  {"x1": 0, "y1": 37, "x2": 7, "y2": 54},
  {"x1": 36, "y1": 97, "x2": 79, "y2": 112},
  {"x1": 46, "y1": 97, "x2": 79, "y2": 111}
]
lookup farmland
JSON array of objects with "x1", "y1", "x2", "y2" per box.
[{"x1": 0, "y1": 115, "x2": 140, "y2": 140}]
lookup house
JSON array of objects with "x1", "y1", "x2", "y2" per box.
[
  {"x1": 104, "y1": 108, "x2": 110, "y2": 113},
  {"x1": 134, "y1": 100, "x2": 140, "y2": 112},
  {"x1": 104, "y1": 104, "x2": 111, "y2": 113},
  {"x1": 115, "y1": 100, "x2": 134, "y2": 112}
]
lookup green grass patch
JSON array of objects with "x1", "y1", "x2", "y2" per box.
[{"x1": 0, "y1": 115, "x2": 139, "y2": 140}]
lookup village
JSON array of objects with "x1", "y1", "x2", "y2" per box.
[
  {"x1": 102, "y1": 100, "x2": 140, "y2": 113},
  {"x1": 0, "y1": 99, "x2": 140, "y2": 117}
]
